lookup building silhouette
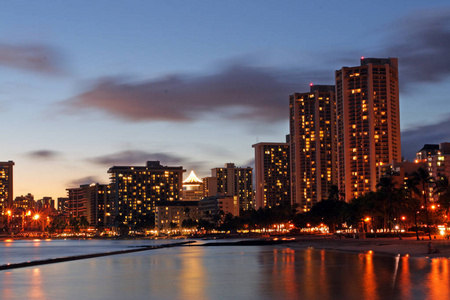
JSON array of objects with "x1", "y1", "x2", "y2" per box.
[
  {"x1": 289, "y1": 85, "x2": 337, "y2": 211},
  {"x1": 335, "y1": 58, "x2": 400, "y2": 201},
  {"x1": 108, "y1": 161, "x2": 184, "y2": 229},
  {"x1": 0, "y1": 161, "x2": 14, "y2": 213},
  {"x1": 252, "y1": 142, "x2": 290, "y2": 209}
]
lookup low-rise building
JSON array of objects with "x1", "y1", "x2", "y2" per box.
[{"x1": 155, "y1": 201, "x2": 199, "y2": 231}]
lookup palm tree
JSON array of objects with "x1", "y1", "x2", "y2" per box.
[
  {"x1": 377, "y1": 176, "x2": 398, "y2": 232},
  {"x1": 412, "y1": 167, "x2": 435, "y2": 240},
  {"x1": 404, "y1": 176, "x2": 420, "y2": 240},
  {"x1": 434, "y1": 175, "x2": 450, "y2": 226}
]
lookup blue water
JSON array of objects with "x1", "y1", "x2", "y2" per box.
[{"x1": 0, "y1": 239, "x2": 449, "y2": 300}]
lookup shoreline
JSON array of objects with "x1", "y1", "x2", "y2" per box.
[{"x1": 283, "y1": 236, "x2": 450, "y2": 258}]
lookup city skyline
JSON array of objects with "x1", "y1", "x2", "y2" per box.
[{"x1": 1, "y1": 1, "x2": 450, "y2": 199}]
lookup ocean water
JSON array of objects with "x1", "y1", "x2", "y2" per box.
[{"x1": 0, "y1": 239, "x2": 449, "y2": 300}]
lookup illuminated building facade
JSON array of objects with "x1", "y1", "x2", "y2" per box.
[
  {"x1": 199, "y1": 195, "x2": 240, "y2": 219},
  {"x1": 80, "y1": 183, "x2": 108, "y2": 228},
  {"x1": 14, "y1": 193, "x2": 35, "y2": 210},
  {"x1": 252, "y1": 142, "x2": 290, "y2": 209},
  {"x1": 203, "y1": 177, "x2": 218, "y2": 197},
  {"x1": 336, "y1": 58, "x2": 400, "y2": 201},
  {"x1": 108, "y1": 161, "x2": 185, "y2": 229},
  {"x1": 155, "y1": 201, "x2": 199, "y2": 231},
  {"x1": 0, "y1": 161, "x2": 14, "y2": 213},
  {"x1": 416, "y1": 144, "x2": 439, "y2": 162},
  {"x1": 211, "y1": 163, "x2": 253, "y2": 211},
  {"x1": 379, "y1": 161, "x2": 426, "y2": 192},
  {"x1": 66, "y1": 187, "x2": 88, "y2": 218},
  {"x1": 182, "y1": 170, "x2": 204, "y2": 201},
  {"x1": 426, "y1": 143, "x2": 450, "y2": 202},
  {"x1": 57, "y1": 197, "x2": 68, "y2": 214},
  {"x1": 289, "y1": 85, "x2": 337, "y2": 211}
]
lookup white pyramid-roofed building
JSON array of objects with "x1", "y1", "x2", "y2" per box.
[{"x1": 182, "y1": 170, "x2": 204, "y2": 201}]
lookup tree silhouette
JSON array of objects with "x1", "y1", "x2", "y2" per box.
[{"x1": 412, "y1": 167, "x2": 435, "y2": 240}]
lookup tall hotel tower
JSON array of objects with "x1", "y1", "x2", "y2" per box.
[
  {"x1": 289, "y1": 85, "x2": 337, "y2": 211},
  {"x1": 335, "y1": 58, "x2": 400, "y2": 201}
]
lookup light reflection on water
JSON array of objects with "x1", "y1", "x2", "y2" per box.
[{"x1": 0, "y1": 241, "x2": 449, "y2": 300}]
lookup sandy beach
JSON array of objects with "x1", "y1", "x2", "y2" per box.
[{"x1": 286, "y1": 235, "x2": 450, "y2": 258}]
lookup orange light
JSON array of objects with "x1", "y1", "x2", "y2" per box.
[
  {"x1": 365, "y1": 217, "x2": 371, "y2": 222},
  {"x1": 401, "y1": 216, "x2": 406, "y2": 220},
  {"x1": 33, "y1": 214, "x2": 40, "y2": 220},
  {"x1": 7, "y1": 210, "x2": 11, "y2": 216},
  {"x1": 431, "y1": 205, "x2": 436, "y2": 210}
]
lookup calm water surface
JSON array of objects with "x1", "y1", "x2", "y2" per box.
[{"x1": 0, "y1": 240, "x2": 449, "y2": 300}]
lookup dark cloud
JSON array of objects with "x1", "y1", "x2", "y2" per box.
[
  {"x1": 26, "y1": 150, "x2": 60, "y2": 160},
  {"x1": 0, "y1": 43, "x2": 65, "y2": 75},
  {"x1": 68, "y1": 176, "x2": 102, "y2": 187},
  {"x1": 401, "y1": 114, "x2": 450, "y2": 160},
  {"x1": 385, "y1": 9, "x2": 450, "y2": 86},
  {"x1": 65, "y1": 64, "x2": 331, "y2": 123},
  {"x1": 88, "y1": 150, "x2": 185, "y2": 166},
  {"x1": 60, "y1": 7, "x2": 450, "y2": 128}
]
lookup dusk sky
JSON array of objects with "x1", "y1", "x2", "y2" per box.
[{"x1": 2, "y1": 1, "x2": 450, "y2": 199}]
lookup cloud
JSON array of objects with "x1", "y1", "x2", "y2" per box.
[
  {"x1": 26, "y1": 150, "x2": 61, "y2": 160},
  {"x1": 0, "y1": 43, "x2": 65, "y2": 75},
  {"x1": 385, "y1": 9, "x2": 450, "y2": 86},
  {"x1": 64, "y1": 64, "x2": 331, "y2": 123},
  {"x1": 68, "y1": 176, "x2": 102, "y2": 187},
  {"x1": 88, "y1": 150, "x2": 185, "y2": 166},
  {"x1": 401, "y1": 114, "x2": 450, "y2": 160}
]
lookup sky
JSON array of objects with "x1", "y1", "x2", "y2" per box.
[{"x1": 1, "y1": 0, "x2": 450, "y2": 199}]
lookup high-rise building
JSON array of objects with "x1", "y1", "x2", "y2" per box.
[
  {"x1": 108, "y1": 161, "x2": 185, "y2": 229},
  {"x1": 0, "y1": 161, "x2": 14, "y2": 213},
  {"x1": 289, "y1": 85, "x2": 337, "y2": 211},
  {"x1": 335, "y1": 58, "x2": 400, "y2": 201},
  {"x1": 211, "y1": 163, "x2": 253, "y2": 211},
  {"x1": 252, "y1": 142, "x2": 290, "y2": 209}
]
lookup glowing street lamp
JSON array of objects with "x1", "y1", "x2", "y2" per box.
[{"x1": 33, "y1": 214, "x2": 40, "y2": 220}]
